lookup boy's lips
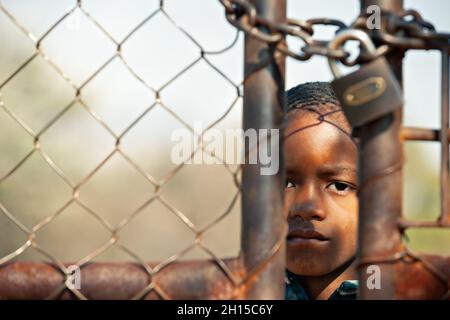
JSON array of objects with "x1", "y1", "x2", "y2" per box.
[{"x1": 287, "y1": 228, "x2": 330, "y2": 244}]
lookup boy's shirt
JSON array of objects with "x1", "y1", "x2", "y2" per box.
[{"x1": 285, "y1": 271, "x2": 358, "y2": 300}]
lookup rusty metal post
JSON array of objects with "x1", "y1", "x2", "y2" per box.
[
  {"x1": 439, "y1": 49, "x2": 449, "y2": 225},
  {"x1": 357, "y1": 0, "x2": 404, "y2": 299},
  {"x1": 241, "y1": 0, "x2": 286, "y2": 299}
]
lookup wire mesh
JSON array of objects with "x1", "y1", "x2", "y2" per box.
[
  {"x1": 1, "y1": 0, "x2": 448, "y2": 300},
  {"x1": 0, "y1": 0, "x2": 254, "y2": 299}
]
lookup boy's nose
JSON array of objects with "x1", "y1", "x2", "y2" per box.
[{"x1": 288, "y1": 184, "x2": 326, "y2": 221}]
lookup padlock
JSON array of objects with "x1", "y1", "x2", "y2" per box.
[{"x1": 328, "y1": 30, "x2": 404, "y2": 128}]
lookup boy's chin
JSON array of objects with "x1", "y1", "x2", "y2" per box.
[
  {"x1": 287, "y1": 257, "x2": 337, "y2": 277},
  {"x1": 287, "y1": 265, "x2": 334, "y2": 277},
  {"x1": 287, "y1": 253, "x2": 357, "y2": 277}
]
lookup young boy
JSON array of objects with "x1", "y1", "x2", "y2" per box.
[{"x1": 283, "y1": 82, "x2": 359, "y2": 300}]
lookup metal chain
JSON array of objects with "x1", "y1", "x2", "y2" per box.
[{"x1": 219, "y1": 0, "x2": 450, "y2": 66}]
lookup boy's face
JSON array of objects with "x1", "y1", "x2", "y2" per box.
[{"x1": 284, "y1": 109, "x2": 358, "y2": 276}]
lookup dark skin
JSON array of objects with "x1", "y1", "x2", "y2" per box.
[{"x1": 284, "y1": 107, "x2": 358, "y2": 300}]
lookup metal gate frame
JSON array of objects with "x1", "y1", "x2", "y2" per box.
[{"x1": 0, "y1": 0, "x2": 449, "y2": 300}]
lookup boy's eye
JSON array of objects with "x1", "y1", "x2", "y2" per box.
[
  {"x1": 327, "y1": 181, "x2": 354, "y2": 195},
  {"x1": 285, "y1": 180, "x2": 296, "y2": 188}
]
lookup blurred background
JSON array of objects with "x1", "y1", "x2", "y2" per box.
[{"x1": 0, "y1": 0, "x2": 448, "y2": 266}]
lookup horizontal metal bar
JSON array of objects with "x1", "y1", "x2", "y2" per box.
[
  {"x1": 0, "y1": 259, "x2": 244, "y2": 300},
  {"x1": 398, "y1": 218, "x2": 450, "y2": 229},
  {"x1": 401, "y1": 127, "x2": 450, "y2": 141},
  {"x1": 392, "y1": 253, "x2": 450, "y2": 299}
]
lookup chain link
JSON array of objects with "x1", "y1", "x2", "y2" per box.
[{"x1": 219, "y1": 0, "x2": 450, "y2": 66}]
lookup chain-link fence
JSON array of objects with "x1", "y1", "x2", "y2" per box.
[
  {"x1": 0, "y1": 0, "x2": 285, "y2": 299},
  {"x1": 0, "y1": 0, "x2": 449, "y2": 300}
]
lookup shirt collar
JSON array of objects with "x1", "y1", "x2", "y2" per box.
[{"x1": 285, "y1": 271, "x2": 359, "y2": 300}]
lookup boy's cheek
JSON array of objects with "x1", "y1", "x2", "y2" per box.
[
  {"x1": 328, "y1": 198, "x2": 359, "y2": 236},
  {"x1": 330, "y1": 217, "x2": 358, "y2": 245},
  {"x1": 329, "y1": 220, "x2": 358, "y2": 261},
  {"x1": 328, "y1": 192, "x2": 359, "y2": 214}
]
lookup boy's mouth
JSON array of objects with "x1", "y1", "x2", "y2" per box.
[{"x1": 287, "y1": 228, "x2": 330, "y2": 244}]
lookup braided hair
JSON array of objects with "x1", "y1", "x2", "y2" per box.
[{"x1": 286, "y1": 82, "x2": 352, "y2": 137}]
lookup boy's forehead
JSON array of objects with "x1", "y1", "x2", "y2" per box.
[
  {"x1": 285, "y1": 112, "x2": 345, "y2": 141},
  {"x1": 284, "y1": 116, "x2": 357, "y2": 169}
]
